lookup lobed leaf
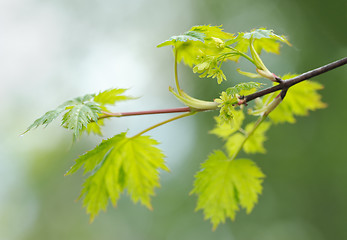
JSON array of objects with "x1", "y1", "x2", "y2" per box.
[
  {"x1": 237, "y1": 28, "x2": 291, "y2": 54},
  {"x1": 66, "y1": 132, "x2": 169, "y2": 222},
  {"x1": 242, "y1": 28, "x2": 289, "y2": 44},
  {"x1": 26, "y1": 89, "x2": 135, "y2": 138},
  {"x1": 158, "y1": 25, "x2": 234, "y2": 69},
  {"x1": 191, "y1": 150, "x2": 265, "y2": 230},
  {"x1": 24, "y1": 93, "x2": 95, "y2": 134}
]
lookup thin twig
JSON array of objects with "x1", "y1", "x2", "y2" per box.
[
  {"x1": 244, "y1": 57, "x2": 347, "y2": 103},
  {"x1": 98, "y1": 107, "x2": 192, "y2": 119}
]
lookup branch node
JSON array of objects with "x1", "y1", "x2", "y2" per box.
[{"x1": 237, "y1": 97, "x2": 247, "y2": 106}]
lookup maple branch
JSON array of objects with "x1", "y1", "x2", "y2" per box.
[
  {"x1": 244, "y1": 57, "x2": 347, "y2": 103},
  {"x1": 98, "y1": 57, "x2": 347, "y2": 119}
]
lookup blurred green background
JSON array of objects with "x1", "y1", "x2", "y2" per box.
[{"x1": 1, "y1": 0, "x2": 346, "y2": 239}]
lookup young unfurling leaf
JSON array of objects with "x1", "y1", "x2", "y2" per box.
[
  {"x1": 25, "y1": 93, "x2": 101, "y2": 139},
  {"x1": 25, "y1": 88, "x2": 134, "y2": 139},
  {"x1": 191, "y1": 150, "x2": 265, "y2": 230},
  {"x1": 225, "y1": 82, "x2": 262, "y2": 96},
  {"x1": 214, "y1": 82, "x2": 262, "y2": 124},
  {"x1": 65, "y1": 132, "x2": 169, "y2": 222}
]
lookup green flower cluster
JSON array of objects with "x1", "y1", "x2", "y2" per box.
[{"x1": 215, "y1": 91, "x2": 238, "y2": 124}]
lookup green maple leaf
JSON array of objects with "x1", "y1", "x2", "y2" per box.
[
  {"x1": 65, "y1": 132, "x2": 169, "y2": 222},
  {"x1": 158, "y1": 29, "x2": 205, "y2": 67},
  {"x1": 158, "y1": 25, "x2": 234, "y2": 67},
  {"x1": 25, "y1": 88, "x2": 134, "y2": 138},
  {"x1": 238, "y1": 28, "x2": 291, "y2": 54},
  {"x1": 242, "y1": 28, "x2": 291, "y2": 54},
  {"x1": 191, "y1": 150, "x2": 265, "y2": 230},
  {"x1": 25, "y1": 94, "x2": 96, "y2": 133},
  {"x1": 242, "y1": 28, "x2": 289, "y2": 43},
  {"x1": 25, "y1": 93, "x2": 100, "y2": 138}
]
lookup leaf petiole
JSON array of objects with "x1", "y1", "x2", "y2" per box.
[
  {"x1": 230, "y1": 114, "x2": 267, "y2": 160},
  {"x1": 132, "y1": 112, "x2": 196, "y2": 138},
  {"x1": 174, "y1": 49, "x2": 182, "y2": 95},
  {"x1": 169, "y1": 87, "x2": 219, "y2": 110},
  {"x1": 224, "y1": 46, "x2": 255, "y2": 64}
]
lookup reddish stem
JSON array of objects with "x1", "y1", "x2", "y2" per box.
[{"x1": 99, "y1": 107, "x2": 192, "y2": 119}]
